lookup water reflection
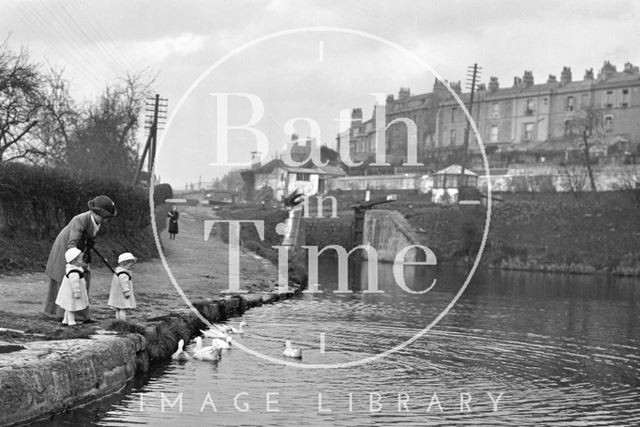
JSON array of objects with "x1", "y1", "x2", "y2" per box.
[{"x1": 44, "y1": 260, "x2": 640, "y2": 426}]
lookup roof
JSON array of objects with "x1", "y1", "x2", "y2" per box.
[
  {"x1": 495, "y1": 135, "x2": 628, "y2": 154},
  {"x1": 433, "y1": 164, "x2": 477, "y2": 176},
  {"x1": 282, "y1": 166, "x2": 325, "y2": 175},
  {"x1": 319, "y1": 165, "x2": 347, "y2": 176},
  {"x1": 242, "y1": 158, "x2": 346, "y2": 176}
]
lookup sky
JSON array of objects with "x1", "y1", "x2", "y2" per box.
[{"x1": 2, "y1": 0, "x2": 638, "y2": 189}]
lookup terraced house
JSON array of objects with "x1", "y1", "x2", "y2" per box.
[
  {"x1": 339, "y1": 61, "x2": 640, "y2": 172},
  {"x1": 437, "y1": 60, "x2": 640, "y2": 168}
]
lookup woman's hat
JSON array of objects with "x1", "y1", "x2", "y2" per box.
[
  {"x1": 88, "y1": 195, "x2": 117, "y2": 218},
  {"x1": 118, "y1": 252, "x2": 137, "y2": 264},
  {"x1": 65, "y1": 247, "x2": 82, "y2": 263}
]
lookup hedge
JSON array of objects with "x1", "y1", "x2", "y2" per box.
[{"x1": 0, "y1": 163, "x2": 169, "y2": 272}]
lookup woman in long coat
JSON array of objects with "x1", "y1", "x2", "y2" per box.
[
  {"x1": 167, "y1": 206, "x2": 179, "y2": 239},
  {"x1": 44, "y1": 196, "x2": 117, "y2": 320}
]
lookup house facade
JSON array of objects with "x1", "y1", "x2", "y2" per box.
[{"x1": 339, "y1": 60, "x2": 640, "y2": 172}]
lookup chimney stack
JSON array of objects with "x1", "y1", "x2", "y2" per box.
[
  {"x1": 399, "y1": 87, "x2": 411, "y2": 100},
  {"x1": 522, "y1": 71, "x2": 534, "y2": 88},
  {"x1": 584, "y1": 68, "x2": 594, "y2": 80},
  {"x1": 560, "y1": 66, "x2": 572, "y2": 85},
  {"x1": 351, "y1": 108, "x2": 362, "y2": 125},
  {"x1": 623, "y1": 62, "x2": 638, "y2": 74},
  {"x1": 547, "y1": 74, "x2": 557, "y2": 84},
  {"x1": 599, "y1": 61, "x2": 616, "y2": 81},
  {"x1": 488, "y1": 76, "x2": 499, "y2": 92}
]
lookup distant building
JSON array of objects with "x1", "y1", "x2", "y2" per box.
[
  {"x1": 336, "y1": 83, "x2": 452, "y2": 169},
  {"x1": 339, "y1": 60, "x2": 640, "y2": 172},
  {"x1": 437, "y1": 61, "x2": 640, "y2": 168},
  {"x1": 431, "y1": 164, "x2": 478, "y2": 203},
  {"x1": 241, "y1": 137, "x2": 345, "y2": 202}
]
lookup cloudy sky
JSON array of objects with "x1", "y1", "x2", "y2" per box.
[{"x1": 2, "y1": 0, "x2": 638, "y2": 188}]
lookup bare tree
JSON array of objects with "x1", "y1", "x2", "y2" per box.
[
  {"x1": 67, "y1": 71, "x2": 155, "y2": 182},
  {"x1": 559, "y1": 165, "x2": 588, "y2": 196},
  {"x1": 34, "y1": 66, "x2": 79, "y2": 167},
  {"x1": 567, "y1": 106, "x2": 604, "y2": 191},
  {"x1": 0, "y1": 41, "x2": 44, "y2": 162}
]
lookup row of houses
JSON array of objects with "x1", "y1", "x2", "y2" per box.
[{"x1": 337, "y1": 60, "x2": 640, "y2": 169}]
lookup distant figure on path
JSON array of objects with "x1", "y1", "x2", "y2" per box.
[
  {"x1": 167, "y1": 205, "x2": 179, "y2": 240},
  {"x1": 108, "y1": 252, "x2": 137, "y2": 321},
  {"x1": 55, "y1": 248, "x2": 89, "y2": 326},
  {"x1": 44, "y1": 195, "x2": 117, "y2": 321}
]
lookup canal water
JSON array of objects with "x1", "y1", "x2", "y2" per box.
[{"x1": 43, "y1": 258, "x2": 640, "y2": 426}]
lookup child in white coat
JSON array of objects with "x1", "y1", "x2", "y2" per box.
[
  {"x1": 55, "y1": 247, "x2": 89, "y2": 326},
  {"x1": 108, "y1": 252, "x2": 137, "y2": 320}
]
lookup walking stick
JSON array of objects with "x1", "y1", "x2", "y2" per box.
[{"x1": 89, "y1": 245, "x2": 117, "y2": 274}]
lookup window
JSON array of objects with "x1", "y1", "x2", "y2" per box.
[
  {"x1": 622, "y1": 89, "x2": 629, "y2": 108},
  {"x1": 492, "y1": 103, "x2": 499, "y2": 118},
  {"x1": 296, "y1": 173, "x2": 310, "y2": 181},
  {"x1": 581, "y1": 93, "x2": 589, "y2": 108},
  {"x1": 604, "y1": 115, "x2": 613, "y2": 132},
  {"x1": 566, "y1": 96, "x2": 574, "y2": 112},
  {"x1": 543, "y1": 97, "x2": 548, "y2": 106},
  {"x1": 450, "y1": 129, "x2": 457, "y2": 145},
  {"x1": 605, "y1": 91, "x2": 614, "y2": 108},
  {"x1": 490, "y1": 126, "x2": 499, "y2": 143},
  {"x1": 525, "y1": 99, "x2": 535, "y2": 115},
  {"x1": 524, "y1": 123, "x2": 534, "y2": 141},
  {"x1": 451, "y1": 107, "x2": 457, "y2": 123},
  {"x1": 564, "y1": 120, "x2": 572, "y2": 136}
]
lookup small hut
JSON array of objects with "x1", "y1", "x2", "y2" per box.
[{"x1": 431, "y1": 164, "x2": 478, "y2": 203}]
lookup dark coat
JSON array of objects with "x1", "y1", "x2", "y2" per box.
[
  {"x1": 45, "y1": 211, "x2": 99, "y2": 283},
  {"x1": 168, "y1": 210, "x2": 179, "y2": 234}
]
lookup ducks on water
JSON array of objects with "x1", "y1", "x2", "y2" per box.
[
  {"x1": 208, "y1": 321, "x2": 248, "y2": 335},
  {"x1": 282, "y1": 340, "x2": 302, "y2": 359},
  {"x1": 227, "y1": 321, "x2": 248, "y2": 334},
  {"x1": 192, "y1": 336, "x2": 222, "y2": 362},
  {"x1": 211, "y1": 336, "x2": 232, "y2": 350},
  {"x1": 200, "y1": 327, "x2": 230, "y2": 340},
  {"x1": 171, "y1": 339, "x2": 190, "y2": 361},
  {"x1": 173, "y1": 321, "x2": 300, "y2": 363}
]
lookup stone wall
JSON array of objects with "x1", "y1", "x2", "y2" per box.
[
  {"x1": 361, "y1": 209, "x2": 424, "y2": 263},
  {"x1": 0, "y1": 292, "x2": 300, "y2": 426}
]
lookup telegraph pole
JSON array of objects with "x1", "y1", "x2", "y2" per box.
[
  {"x1": 459, "y1": 63, "x2": 481, "y2": 197},
  {"x1": 132, "y1": 95, "x2": 168, "y2": 186}
]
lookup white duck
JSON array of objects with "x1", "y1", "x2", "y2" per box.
[
  {"x1": 200, "y1": 327, "x2": 230, "y2": 340},
  {"x1": 192, "y1": 336, "x2": 222, "y2": 362},
  {"x1": 211, "y1": 336, "x2": 232, "y2": 350},
  {"x1": 227, "y1": 321, "x2": 248, "y2": 334},
  {"x1": 171, "y1": 339, "x2": 190, "y2": 361},
  {"x1": 282, "y1": 340, "x2": 302, "y2": 359}
]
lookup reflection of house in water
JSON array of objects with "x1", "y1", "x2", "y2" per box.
[
  {"x1": 240, "y1": 135, "x2": 345, "y2": 202},
  {"x1": 314, "y1": 256, "x2": 438, "y2": 296}
]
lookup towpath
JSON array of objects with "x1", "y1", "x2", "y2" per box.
[{"x1": 0, "y1": 205, "x2": 279, "y2": 334}]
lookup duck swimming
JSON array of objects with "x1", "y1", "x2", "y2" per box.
[
  {"x1": 200, "y1": 327, "x2": 230, "y2": 340},
  {"x1": 171, "y1": 339, "x2": 190, "y2": 361},
  {"x1": 211, "y1": 336, "x2": 232, "y2": 350},
  {"x1": 192, "y1": 336, "x2": 222, "y2": 362},
  {"x1": 282, "y1": 340, "x2": 302, "y2": 359},
  {"x1": 227, "y1": 321, "x2": 248, "y2": 334}
]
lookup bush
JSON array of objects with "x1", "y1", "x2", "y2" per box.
[
  {"x1": 0, "y1": 163, "x2": 159, "y2": 272},
  {"x1": 153, "y1": 183, "x2": 173, "y2": 206}
]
